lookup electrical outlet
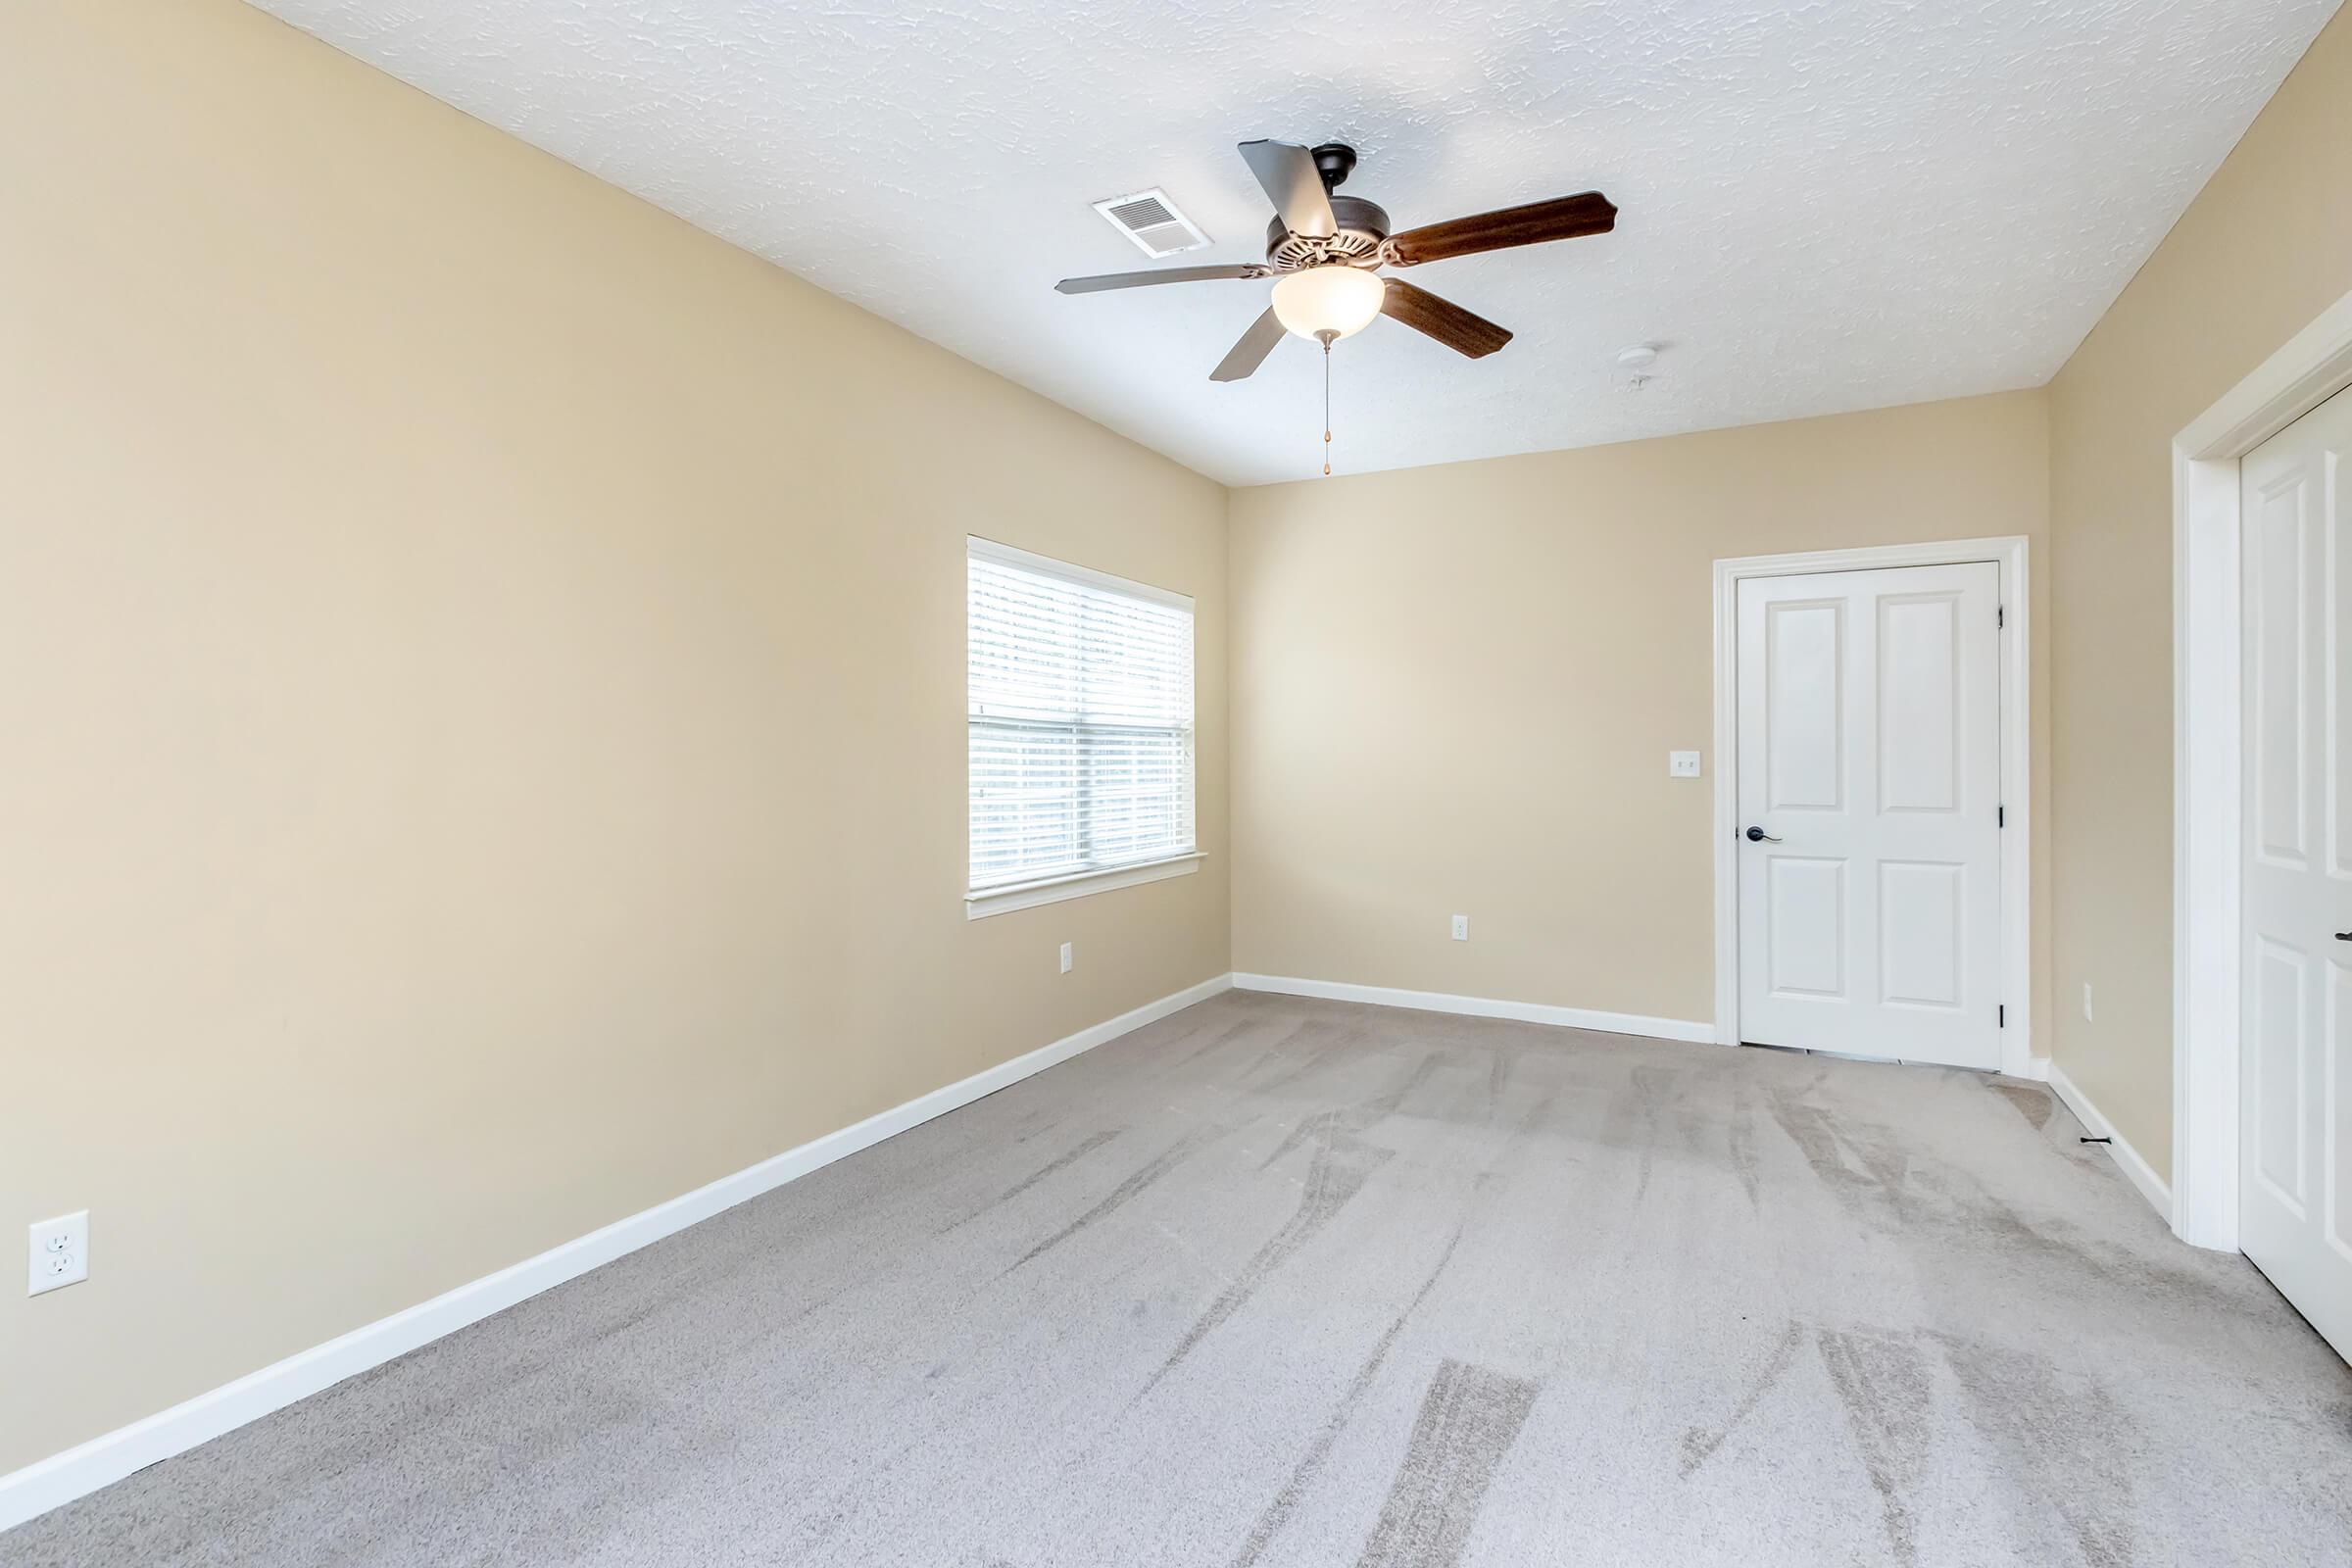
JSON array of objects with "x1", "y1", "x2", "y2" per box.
[
  {"x1": 1059, "y1": 942, "x2": 1073, "y2": 974},
  {"x1": 2082, "y1": 983, "x2": 2094, "y2": 1023},
  {"x1": 1450, "y1": 914, "x2": 1469, "y2": 942},
  {"x1": 1669, "y1": 751, "x2": 1701, "y2": 778},
  {"x1": 27, "y1": 1211, "x2": 87, "y2": 1298}
]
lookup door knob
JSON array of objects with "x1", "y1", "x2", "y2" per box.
[{"x1": 1745, "y1": 826, "x2": 1781, "y2": 843}]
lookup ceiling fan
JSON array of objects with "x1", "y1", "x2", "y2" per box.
[{"x1": 1055, "y1": 140, "x2": 1617, "y2": 382}]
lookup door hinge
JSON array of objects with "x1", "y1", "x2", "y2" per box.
[
  {"x1": 1998, "y1": 1004, "x2": 2006, "y2": 1028},
  {"x1": 1997, "y1": 604, "x2": 2005, "y2": 628},
  {"x1": 1998, "y1": 805, "x2": 2005, "y2": 827}
]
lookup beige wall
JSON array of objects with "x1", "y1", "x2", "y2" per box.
[
  {"x1": 2046, "y1": 7, "x2": 2352, "y2": 1178},
  {"x1": 0, "y1": 0, "x2": 1228, "y2": 1473},
  {"x1": 1229, "y1": 392, "x2": 2052, "y2": 1036}
]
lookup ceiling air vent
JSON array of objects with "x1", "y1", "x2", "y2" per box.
[{"x1": 1092, "y1": 187, "x2": 1210, "y2": 259}]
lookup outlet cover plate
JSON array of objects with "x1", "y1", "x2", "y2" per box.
[
  {"x1": 1670, "y1": 751, "x2": 1702, "y2": 778},
  {"x1": 28, "y1": 1211, "x2": 88, "y2": 1297}
]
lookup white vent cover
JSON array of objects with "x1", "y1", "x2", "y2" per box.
[{"x1": 1092, "y1": 188, "x2": 1209, "y2": 259}]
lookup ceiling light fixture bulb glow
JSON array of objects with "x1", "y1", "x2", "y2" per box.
[{"x1": 1270, "y1": 266, "x2": 1385, "y2": 342}]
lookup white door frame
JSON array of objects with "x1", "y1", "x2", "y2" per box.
[
  {"x1": 1712, "y1": 537, "x2": 2035, "y2": 1079},
  {"x1": 2170, "y1": 285, "x2": 2352, "y2": 1253}
]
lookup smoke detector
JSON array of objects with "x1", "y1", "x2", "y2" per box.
[
  {"x1": 1092, "y1": 188, "x2": 1210, "y2": 259},
  {"x1": 1616, "y1": 341, "x2": 1665, "y2": 391}
]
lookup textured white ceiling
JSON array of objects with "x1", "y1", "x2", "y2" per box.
[{"x1": 252, "y1": 0, "x2": 2340, "y2": 486}]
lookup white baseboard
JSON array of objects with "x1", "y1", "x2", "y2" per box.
[
  {"x1": 2046, "y1": 1059, "x2": 2172, "y2": 1221},
  {"x1": 1230, "y1": 972, "x2": 1717, "y2": 1045},
  {"x1": 0, "y1": 971, "x2": 1234, "y2": 1537}
]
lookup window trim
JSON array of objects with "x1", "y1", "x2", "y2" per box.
[
  {"x1": 963, "y1": 851, "x2": 1204, "y2": 920},
  {"x1": 966, "y1": 535, "x2": 1194, "y2": 612},
  {"x1": 965, "y1": 536, "x2": 1198, "y2": 913}
]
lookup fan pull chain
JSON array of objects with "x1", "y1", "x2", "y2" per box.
[{"x1": 1321, "y1": 337, "x2": 1333, "y2": 477}]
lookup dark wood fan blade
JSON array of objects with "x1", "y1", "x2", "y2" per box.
[
  {"x1": 1379, "y1": 279, "x2": 1512, "y2": 358},
  {"x1": 1387, "y1": 192, "x2": 1617, "y2": 268},
  {"x1": 1238, "y1": 140, "x2": 1338, "y2": 239},
  {"x1": 1056, "y1": 265, "x2": 1262, "y2": 294},
  {"x1": 1210, "y1": 308, "x2": 1289, "y2": 382}
]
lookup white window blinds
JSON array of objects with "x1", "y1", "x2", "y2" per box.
[{"x1": 968, "y1": 539, "x2": 1196, "y2": 894}]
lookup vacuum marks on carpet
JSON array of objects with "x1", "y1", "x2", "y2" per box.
[{"x1": 1352, "y1": 1358, "x2": 1542, "y2": 1568}]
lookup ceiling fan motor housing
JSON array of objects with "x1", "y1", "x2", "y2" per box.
[{"x1": 1264, "y1": 196, "x2": 1391, "y2": 270}]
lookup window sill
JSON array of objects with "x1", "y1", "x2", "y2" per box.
[{"x1": 965, "y1": 854, "x2": 1204, "y2": 920}]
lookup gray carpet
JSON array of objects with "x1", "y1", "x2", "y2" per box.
[{"x1": 8, "y1": 991, "x2": 2350, "y2": 1567}]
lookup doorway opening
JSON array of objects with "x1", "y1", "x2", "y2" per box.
[
  {"x1": 2171, "y1": 284, "x2": 2352, "y2": 1293},
  {"x1": 1711, "y1": 537, "x2": 2035, "y2": 1079}
]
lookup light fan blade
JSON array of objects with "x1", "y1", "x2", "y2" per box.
[
  {"x1": 1386, "y1": 192, "x2": 1617, "y2": 268},
  {"x1": 1055, "y1": 265, "x2": 1262, "y2": 294},
  {"x1": 1210, "y1": 308, "x2": 1289, "y2": 382},
  {"x1": 1379, "y1": 279, "x2": 1513, "y2": 358},
  {"x1": 1237, "y1": 140, "x2": 1338, "y2": 239}
]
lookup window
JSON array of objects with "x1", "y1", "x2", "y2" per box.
[{"x1": 967, "y1": 538, "x2": 1197, "y2": 915}]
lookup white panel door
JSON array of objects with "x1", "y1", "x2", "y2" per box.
[
  {"x1": 1736, "y1": 563, "x2": 2003, "y2": 1067},
  {"x1": 2239, "y1": 382, "x2": 2352, "y2": 1364}
]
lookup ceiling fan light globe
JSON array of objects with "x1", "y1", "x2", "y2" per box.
[{"x1": 1270, "y1": 266, "x2": 1384, "y2": 342}]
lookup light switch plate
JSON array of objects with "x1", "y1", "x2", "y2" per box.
[
  {"x1": 1058, "y1": 941, "x2": 1073, "y2": 974},
  {"x1": 28, "y1": 1211, "x2": 87, "y2": 1297},
  {"x1": 1669, "y1": 751, "x2": 1702, "y2": 778}
]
